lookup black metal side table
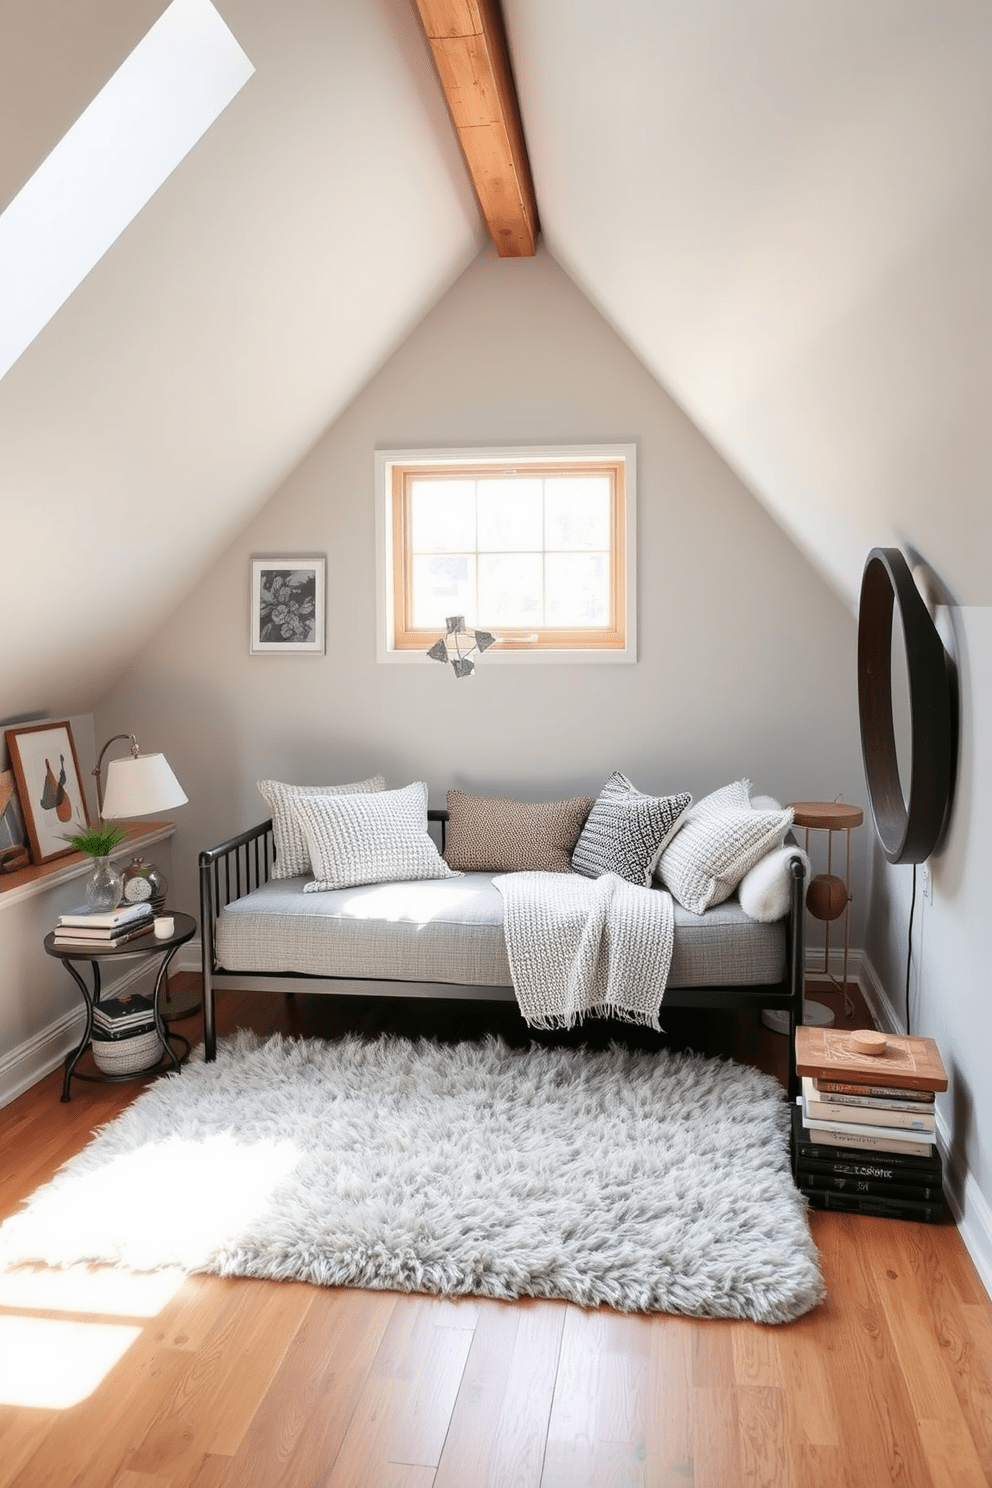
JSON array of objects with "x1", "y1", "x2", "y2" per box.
[{"x1": 44, "y1": 911, "x2": 196, "y2": 1102}]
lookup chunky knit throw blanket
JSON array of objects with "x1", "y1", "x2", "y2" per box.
[{"x1": 494, "y1": 871, "x2": 674, "y2": 1030}]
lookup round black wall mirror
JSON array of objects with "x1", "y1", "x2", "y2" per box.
[{"x1": 857, "y1": 547, "x2": 955, "y2": 864}]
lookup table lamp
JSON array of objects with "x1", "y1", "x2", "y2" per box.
[
  {"x1": 95, "y1": 734, "x2": 188, "y2": 911},
  {"x1": 94, "y1": 733, "x2": 195, "y2": 1019}
]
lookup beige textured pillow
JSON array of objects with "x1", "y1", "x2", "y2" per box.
[{"x1": 444, "y1": 790, "x2": 594, "y2": 874}]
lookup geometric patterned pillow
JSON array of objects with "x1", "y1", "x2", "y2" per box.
[
  {"x1": 657, "y1": 781, "x2": 793, "y2": 914},
  {"x1": 443, "y1": 790, "x2": 594, "y2": 873},
  {"x1": 292, "y1": 781, "x2": 457, "y2": 892},
  {"x1": 257, "y1": 775, "x2": 386, "y2": 880},
  {"x1": 571, "y1": 772, "x2": 693, "y2": 887}
]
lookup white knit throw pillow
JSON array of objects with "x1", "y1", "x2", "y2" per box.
[
  {"x1": 292, "y1": 781, "x2": 457, "y2": 892},
  {"x1": 258, "y1": 775, "x2": 385, "y2": 880},
  {"x1": 658, "y1": 780, "x2": 793, "y2": 915}
]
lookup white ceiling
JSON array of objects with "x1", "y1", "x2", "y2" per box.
[
  {"x1": 1, "y1": 0, "x2": 988, "y2": 721},
  {"x1": 504, "y1": 0, "x2": 991, "y2": 611},
  {"x1": 0, "y1": 0, "x2": 483, "y2": 720}
]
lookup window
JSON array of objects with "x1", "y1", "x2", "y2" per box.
[{"x1": 377, "y1": 446, "x2": 635, "y2": 662}]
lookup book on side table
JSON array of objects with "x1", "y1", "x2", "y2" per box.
[
  {"x1": 52, "y1": 902, "x2": 155, "y2": 949},
  {"x1": 793, "y1": 1026, "x2": 947, "y2": 1223}
]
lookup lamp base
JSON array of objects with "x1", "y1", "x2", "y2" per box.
[{"x1": 762, "y1": 999, "x2": 835, "y2": 1036}]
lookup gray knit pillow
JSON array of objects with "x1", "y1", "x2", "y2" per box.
[
  {"x1": 292, "y1": 781, "x2": 457, "y2": 891},
  {"x1": 657, "y1": 780, "x2": 793, "y2": 914},
  {"x1": 258, "y1": 775, "x2": 386, "y2": 880},
  {"x1": 571, "y1": 772, "x2": 692, "y2": 886}
]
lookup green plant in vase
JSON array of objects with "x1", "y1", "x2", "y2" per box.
[{"x1": 63, "y1": 820, "x2": 127, "y2": 912}]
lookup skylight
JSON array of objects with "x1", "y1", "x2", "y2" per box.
[{"x1": 0, "y1": 0, "x2": 254, "y2": 383}]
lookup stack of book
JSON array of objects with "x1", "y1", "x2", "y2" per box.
[
  {"x1": 53, "y1": 902, "x2": 155, "y2": 949},
  {"x1": 92, "y1": 992, "x2": 157, "y2": 1042},
  {"x1": 90, "y1": 991, "x2": 162, "y2": 1075},
  {"x1": 794, "y1": 1026, "x2": 947, "y2": 1224}
]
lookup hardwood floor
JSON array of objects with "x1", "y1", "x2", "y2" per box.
[{"x1": 1, "y1": 978, "x2": 991, "y2": 1487}]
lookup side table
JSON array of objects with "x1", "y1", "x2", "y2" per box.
[
  {"x1": 761, "y1": 800, "x2": 863, "y2": 1037},
  {"x1": 44, "y1": 911, "x2": 196, "y2": 1102},
  {"x1": 791, "y1": 801, "x2": 864, "y2": 1020}
]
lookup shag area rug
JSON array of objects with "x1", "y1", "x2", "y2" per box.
[{"x1": 0, "y1": 1032, "x2": 825, "y2": 1323}]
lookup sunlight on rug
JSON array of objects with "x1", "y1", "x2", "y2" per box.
[{"x1": 0, "y1": 1032, "x2": 825, "y2": 1324}]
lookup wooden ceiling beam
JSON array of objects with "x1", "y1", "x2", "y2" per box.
[{"x1": 412, "y1": 0, "x2": 539, "y2": 257}]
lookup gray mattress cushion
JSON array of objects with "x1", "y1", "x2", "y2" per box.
[{"x1": 214, "y1": 873, "x2": 786, "y2": 989}]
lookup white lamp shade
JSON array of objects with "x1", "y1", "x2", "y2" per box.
[{"x1": 101, "y1": 753, "x2": 188, "y2": 819}]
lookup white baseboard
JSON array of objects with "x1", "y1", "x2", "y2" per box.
[
  {"x1": 0, "y1": 1006, "x2": 87, "y2": 1109},
  {"x1": 859, "y1": 951, "x2": 992, "y2": 1303},
  {"x1": 174, "y1": 941, "x2": 201, "y2": 975},
  {"x1": 0, "y1": 957, "x2": 160, "y2": 1111}
]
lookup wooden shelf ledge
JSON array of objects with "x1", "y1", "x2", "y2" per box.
[{"x1": 0, "y1": 822, "x2": 176, "y2": 910}]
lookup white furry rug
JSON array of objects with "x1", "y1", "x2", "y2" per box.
[{"x1": 0, "y1": 1032, "x2": 824, "y2": 1323}]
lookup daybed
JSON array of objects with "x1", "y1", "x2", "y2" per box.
[{"x1": 199, "y1": 780, "x2": 807, "y2": 1095}]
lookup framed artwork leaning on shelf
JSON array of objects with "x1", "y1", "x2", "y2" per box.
[
  {"x1": 5, "y1": 719, "x2": 90, "y2": 864},
  {"x1": 249, "y1": 557, "x2": 326, "y2": 655}
]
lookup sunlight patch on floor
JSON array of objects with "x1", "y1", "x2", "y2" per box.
[
  {"x1": 0, "y1": 1134, "x2": 302, "y2": 1271},
  {"x1": 0, "y1": 1314, "x2": 142, "y2": 1409},
  {"x1": 0, "y1": 1264, "x2": 185, "y2": 1318}
]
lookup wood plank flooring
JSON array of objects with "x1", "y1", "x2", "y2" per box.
[{"x1": 1, "y1": 978, "x2": 991, "y2": 1487}]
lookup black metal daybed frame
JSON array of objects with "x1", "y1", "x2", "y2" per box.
[{"x1": 199, "y1": 810, "x2": 806, "y2": 1095}]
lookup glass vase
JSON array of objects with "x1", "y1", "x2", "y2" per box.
[{"x1": 84, "y1": 857, "x2": 123, "y2": 913}]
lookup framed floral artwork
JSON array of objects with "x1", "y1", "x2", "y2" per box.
[
  {"x1": 5, "y1": 720, "x2": 90, "y2": 864},
  {"x1": 250, "y1": 557, "x2": 326, "y2": 655}
]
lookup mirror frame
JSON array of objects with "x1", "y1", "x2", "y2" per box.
[{"x1": 857, "y1": 547, "x2": 955, "y2": 864}]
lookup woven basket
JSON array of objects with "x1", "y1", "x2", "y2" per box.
[{"x1": 92, "y1": 1027, "x2": 163, "y2": 1075}]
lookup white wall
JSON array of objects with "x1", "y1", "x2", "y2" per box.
[
  {"x1": 864, "y1": 604, "x2": 992, "y2": 1289},
  {"x1": 96, "y1": 246, "x2": 864, "y2": 923}
]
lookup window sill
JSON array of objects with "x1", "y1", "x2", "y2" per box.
[{"x1": 377, "y1": 647, "x2": 637, "y2": 666}]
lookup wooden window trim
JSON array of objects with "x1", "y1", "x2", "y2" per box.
[{"x1": 388, "y1": 455, "x2": 629, "y2": 653}]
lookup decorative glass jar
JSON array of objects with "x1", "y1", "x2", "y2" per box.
[{"x1": 84, "y1": 857, "x2": 123, "y2": 913}]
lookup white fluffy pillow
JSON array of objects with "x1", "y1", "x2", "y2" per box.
[
  {"x1": 258, "y1": 776, "x2": 386, "y2": 879},
  {"x1": 292, "y1": 781, "x2": 457, "y2": 892},
  {"x1": 737, "y1": 844, "x2": 810, "y2": 922},
  {"x1": 657, "y1": 780, "x2": 793, "y2": 915}
]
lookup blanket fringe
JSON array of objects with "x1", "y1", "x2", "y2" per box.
[{"x1": 523, "y1": 1003, "x2": 664, "y2": 1034}]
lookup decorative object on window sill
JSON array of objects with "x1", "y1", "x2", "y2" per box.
[{"x1": 426, "y1": 616, "x2": 497, "y2": 678}]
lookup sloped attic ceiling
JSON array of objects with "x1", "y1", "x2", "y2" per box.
[
  {"x1": 3, "y1": 1, "x2": 988, "y2": 726},
  {"x1": 0, "y1": 0, "x2": 484, "y2": 721},
  {"x1": 504, "y1": 0, "x2": 991, "y2": 610}
]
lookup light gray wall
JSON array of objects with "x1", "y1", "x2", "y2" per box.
[
  {"x1": 96, "y1": 246, "x2": 863, "y2": 923},
  {"x1": 864, "y1": 601, "x2": 992, "y2": 1279}
]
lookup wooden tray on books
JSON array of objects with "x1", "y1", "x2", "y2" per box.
[{"x1": 795, "y1": 1026, "x2": 947, "y2": 1091}]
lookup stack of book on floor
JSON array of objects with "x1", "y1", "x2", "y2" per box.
[
  {"x1": 91, "y1": 992, "x2": 162, "y2": 1075},
  {"x1": 52, "y1": 902, "x2": 155, "y2": 948},
  {"x1": 794, "y1": 1025, "x2": 947, "y2": 1224}
]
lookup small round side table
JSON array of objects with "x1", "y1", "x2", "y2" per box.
[
  {"x1": 791, "y1": 801, "x2": 864, "y2": 1020},
  {"x1": 44, "y1": 912, "x2": 196, "y2": 1102}
]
